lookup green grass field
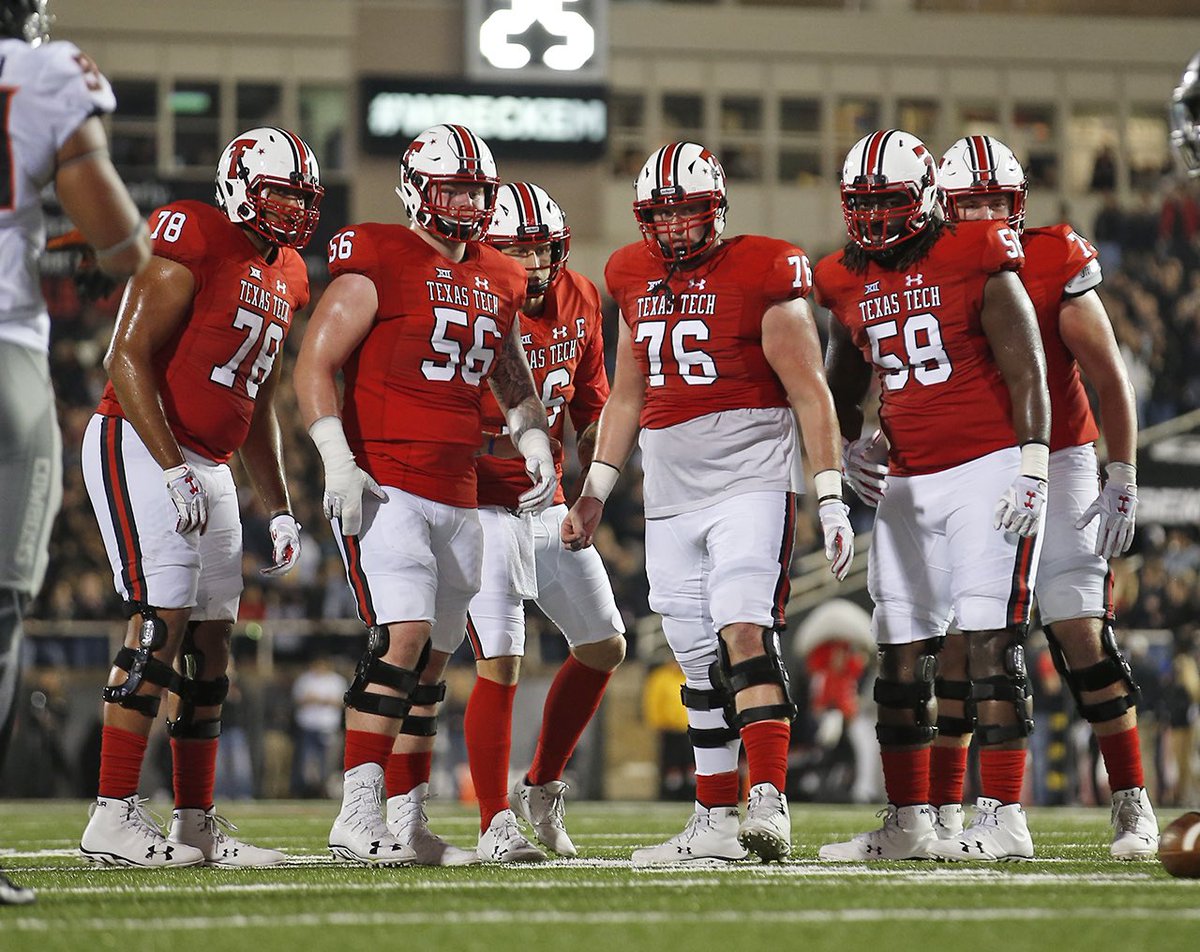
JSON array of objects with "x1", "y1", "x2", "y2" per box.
[{"x1": 1, "y1": 800, "x2": 1197, "y2": 952}]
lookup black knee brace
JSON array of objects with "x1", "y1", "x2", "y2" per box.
[
  {"x1": 343, "y1": 626, "x2": 426, "y2": 720},
  {"x1": 165, "y1": 629, "x2": 230, "y2": 739},
  {"x1": 399, "y1": 680, "x2": 447, "y2": 736},
  {"x1": 874, "y1": 647, "x2": 937, "y2": 746},
  {"x1": 1044, "y1": 621, "x2": 1141, "y2": 724},
  {"x1": 102, "y1": 604, "x2": 176, "y2": 718},
  {"x1": 680, "y1": 684, "x2": 739, "y2": 748},
  {"x1": 708, "y1": 630, "x2": 797, "y2": 729},
  {"x1": 934, "y1": 677, "x2": 976, "y2": 738},
  {"x1": 972, "y1": 633, "x2": 1034, "y2": 745}
]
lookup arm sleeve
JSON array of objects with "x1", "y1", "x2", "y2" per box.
[{"x1": 38, "y1": 42, "x2": 116, "y2": 152}]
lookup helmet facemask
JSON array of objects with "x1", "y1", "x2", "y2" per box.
[
  {"x1": 634, "y1": 193, "x2": 724, "y2": 264},
  {"x1": 241, "y1": 175, "x2": 323, "y2": 250},
  {"x1": 842, "y1": 179, "x2": 931, "y2": 251},
  {"x1": 404, "y1": 167, "x2": 497, "y2": 241}
]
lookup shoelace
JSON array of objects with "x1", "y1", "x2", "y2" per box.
[
  {"x1": 671, "y1": 811, "x2": 712, "y2": 845},
  {"x1": 121, "y1": 797, "x2": 167, "y2": 838},
  {"x1": 541, "y1": 785, "x2": 568, "y2": 825},
  {"x1": 203, "y1": 812, "x2": 240, "y2": 845},
  {"x1": 346, "y1": 780, "x2": 388, "y2": 834},
  {"x1": 1113, "y1": 799, "x2": 1145, "y2": 834}
]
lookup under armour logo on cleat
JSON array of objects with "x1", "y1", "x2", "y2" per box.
[{"x1": 146, "y1": 845, "x2": 174, "y2": 861}]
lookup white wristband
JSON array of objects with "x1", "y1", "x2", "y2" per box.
[
  {"x1": 580, "y1": 461, "x2": 620, "y2": 503},
  {"x1": 162, "y1": 463, "x2": 189, "y2": 484},
  {"x1": 1106, "y1": 461, "x2": 1137, "y2": 488},
  {"x1": 814, "y1": 468, "x2": 843, "y2": 502},
  {"x1": 1020, "y1": 441, "x2": 1049, "y2": 482},
  {"x1": 308, "y1": 415, "x2": 354, "y2": 467},
  {"x1": 514, "y1": 426, "x2": 551, "y2": 461}
]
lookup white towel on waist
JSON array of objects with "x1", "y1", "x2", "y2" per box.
[{"x1": 505, "y1": 510, "x2": 539, "y2": 599}]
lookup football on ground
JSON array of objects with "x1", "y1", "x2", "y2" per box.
[{"x1": 1158, "y1": 811, "x2": 1200, "y2": 879}]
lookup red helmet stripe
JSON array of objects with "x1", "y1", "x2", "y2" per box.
[
  {"x1": 863, "y1": 130, "x2": 887, "y2": 177},
  {"x1": 513, "y1": 181, "x2": 541, "y2": 229},
  {"x1": 657, "y1": 143, "x2": 679, "y2": 191},
  {"x1": 969, "y1": 135, "x2": 993, "y2": 183},
  {"x1": 285, "y1": 129, "x2": 309, "y2": 177},
  {"x1": 447, "y1": 124, "x2": 478, "y2": 166}
]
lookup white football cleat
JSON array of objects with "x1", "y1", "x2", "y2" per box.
[
  {"x1": 328, "y1": 763, "x2": 415, "y2": 866},
  {"x1": 511, "y1": 777, "x2": 577, "y2": 857},
  {"x1": 386, "y1": 783, "x2": 479, "y2": 866},
  {"x1": 818, "y1": 803, "x2": 937, "y2": 862},
  {"x1": 630, "y1": 802, "x2": 748, "y2": 867},
  {"x1": 0, "y1": 871, "x2": 36, "y2": 906},
  {"x1": 929, "y1": 797, "x2": 1034, "y2": 862},
  {"x1": 80, "y1": 795, "x2": 205, "y2": 868},
  {"x1": 935, "y1": 803, "x2": 965, "y2": 840},
  {"x1": 738, "y1": 782, "x2": 791, "y2": 862},
  {"x1": 477, "y1": 808, "x2": 547, "y2": 863},
  {"x1": 168, "y1": 807, "x2": 286, "y2": 868},
  {"x1": 1110, "y1": 786, "x2": 1159, "y2": 860}
]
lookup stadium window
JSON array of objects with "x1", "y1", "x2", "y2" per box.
[
  {"x1": 835, "y1": 97, "x2": 880, "y2": 151},
  {"x1": 1127, "y1": 104, "x2": 1171, "y2": 191},
  {"x1": 237, "y1": 83, "x2": 283, "y2": 130},
  {"x1": 610, "y1": 93, "x2": 644, "y2": 132},
  {"x1": 779, "y1": 97, "x2": 821, "y2": 134},
  {"x1": 779, "y1": 149, "x2": 822, "y2": 185},
  {"x1": 722, "y1": 144, "x2": 763, "y2": 182},
  {"x1": 662, "y1": 93, "x2": 704, "y2": 138},
  {"x1": 109, "y1": 79, "x2": 158, "y2": 176},
  {"x1": 896, "y1": 99, "x2": 939, "y2": 141},
  {"x1": 300, "y1": 85, "x2": 348, "y2": 172},
  {"x1": 720, "y1": 96, "x2": 762, "y2": 133},
  {"x1": 171, "y1": 80, "x2": 220, "y2": 171},
  {"x1": 1067, "y1": 102, "x2": 1117, "y2": 192},
  {"x1": 957, "y1": 101, "x2": 1001, "y2": 138},
  {"x1": 1013, "y1": 102, "x2": 1058, "y2": 188}
]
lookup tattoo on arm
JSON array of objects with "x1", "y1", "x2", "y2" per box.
[{"x1": 489, "y1": 319, "x2": 540, "y2": 416}]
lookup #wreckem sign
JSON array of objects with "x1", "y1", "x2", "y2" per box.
[{"x1": 466, "y1": 0, "x2": 608, "y2": 83}]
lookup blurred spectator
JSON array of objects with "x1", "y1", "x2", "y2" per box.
[
  {"x1": 1162, "y1": 634, "x2": 1200, "y2": 807},
  {"x1": 1089, "y1": 145, "x2": 1117, "y2": 192},
  {"x1": 640, "y1": 641, "x2": 691, "y2": 802},
  {"x1": 290, "y1": 655, "x2": 347, "y2": 798}
]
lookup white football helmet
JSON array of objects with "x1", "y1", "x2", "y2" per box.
[
  {"x1": 840, "y1": 129, "x2": 939, "y2": 251},
  {"x1": 215, "y1": 127, "x2": 323, "y2": 250},
  {"x1": 485, "y1": 182, "x2": 570, "y2": 296},
  {"x1": 939, "y1": 135, "x2": 1028, "y2": 232},
  {"x1": 397, "y1": 124, "x2": 499, "y2": 241},
  {"x1": 1170, "y1": 51, "x2": 1200, "y2": 178},
  {"x1": 633, "y1": 142, "x2": 727, "y2": 263}
]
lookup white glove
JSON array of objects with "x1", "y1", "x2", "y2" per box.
[
  {"x1": 309, "y1": 416, "x2": 385, "y2": 536},
  {"x1": 993, "y1": 474, "x2": 1047, "y2": 537},
  {"x1": 818, "y1": 499, "x2": 854, "y2": 581},
  {"x1": 1076, "y1": 462, "x2": 1137, "y2": 559},
  {"x1": 842, "y1": 431, "x2": 888, "y2": 507},
  {"x1": 163, "y1": 463, "x2": 208, "y2": 535},
  {"x1": 514, "y1": 427, "x2": 558, "y2": 515},
  {"x1": 261, "y1": 513, "x2": 302, "y2": 576}
]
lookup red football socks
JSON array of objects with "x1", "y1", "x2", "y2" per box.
[
  {"x1": 979, "y1": 748, "x2": 1026, "y2": 804},
  {"x1": 881, "y1": 747, "x2": 931, "y2": 806},
  {"x1": 1097, "y1": 726, "x2": 1145, "y2": 791},
  {"x1": 343, "y1": 729, "x2": 395, "y2": 773},
  {"x1": 695, "y1": 770, "x2": 740, "y2": 809},
  {"x1": 171, "y1": 737, "x2": 219, "y2": 810},
  {"x1": 929, "y1": 744, "x2": 969, "y2": 807},
  {"x1": 527, "y1": 655, "x2": 612, "y2": 786},
  {"x1": 97, "y1": 726, "x2": 149, "y2": 800},
  {"x1": 385, "y1": 750, "x2": 433, "y2": 798},
  {"x1": 465, "y1": 676, "x2": 517, "y2": 831},
  {"x1": 740, "y1": 720, "x2": 790, "y2": 793}
]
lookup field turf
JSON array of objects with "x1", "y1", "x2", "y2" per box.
[{"x1": 1, "y1": 800, "x2": 1196, "y2": 952}]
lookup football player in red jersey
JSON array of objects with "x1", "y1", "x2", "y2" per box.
[
  {"x1": 294, "y1": 125, "x2": 555, "y2": 866},
  {"x1": 817, "y1": 129, "x2": 1050, "y2": 863},
  {"x1": 78, "y1": 127, "x2": 323, "y2": 868},
  {"x1": 930, "y1": 135, "x2": 1158, "y2": 859},
  {"x1": 383, "y1": 182, "x2": 624, "y2": 863},
  {"x1": 564, "y1": 142, "x2": 853, "y2": 865}
]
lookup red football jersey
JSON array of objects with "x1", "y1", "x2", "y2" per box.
[
  {"x1": 815, "y1": 220, "x2": 1025, "y2": 476},
  {"x1": 328, "y1": 223, "x2": 526, "y2": 508},
  {"x1": 1020, "y1": 224, "x2": 1102, "y2": 453},
  {"x1": 605, "y1": 235, "x2": 811, "y2": 429},
  {"x1": 476, "y1": 268, "x2": 610, "y2": 509},
  {"x1": 96, "y1": 201, "x2": 309, "y2": 463}
]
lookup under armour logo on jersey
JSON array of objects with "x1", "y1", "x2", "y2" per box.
[
  {"x1": 552, "y1": 326, "x2": 568, "y2": 340},
  {"x1": 475, "y1": 276, "x2": 490, "y2": 290},
  {"x1": 905, "y1": 273, "x2": 924, "y2": 287},
  {"x1": 276, "y1": 279, "x2": 288, "y2": 294},
  {"x1": 249, "y1": 265, "x2": 263, "y2": 282},
  {"x1": 688, "y1": 278, "x2": 707, "y2": 291},
  {"x1": 436, "y1": 267, "x2": 453, "y2": 280},
  {"x1": 864, "y1": 280, "x2": 881, "y2": 294}
]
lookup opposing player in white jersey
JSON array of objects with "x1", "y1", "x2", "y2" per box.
[
  {"x1": 564, "y1": 142, "x2": 853, "y2": 865},
  {"x1": 931, "y1": 135, "x2": 1157, "y2": 860},
  {"x1": 0, "y1": 0, "x2": 150, "y2": 903}
]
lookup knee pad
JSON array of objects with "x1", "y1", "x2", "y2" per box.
[
  {"x1": 680, "y1": 683, "x2": 738, "y2": 748},
  {"x1": 399, "y1": 680, "x2": 447, "y2": 736},
  {"x1": 708, "y1": 629, "x2": 796, "y2": 729},
  {"x1": 1044, "y1": 621, "x2": 1141, "y2": 724},
  {"x1": 971, "y1": 630, "x2": 1034, "y2": 745},
  {"x1": 934, "y1": 677, "x2": 976, "y2": 738},
  {"x1": 343, "y1": 626, "x2": 424, "y2": 721},
  {"x1": 102, "y1": 604, "x2": 176, "y2": 718},
  {"x1": 873, "y1": 646, "x2": 937, "y2": 746},
  {"x1": 165, "y1": 629, "x2": 229, "y2": 739}
]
